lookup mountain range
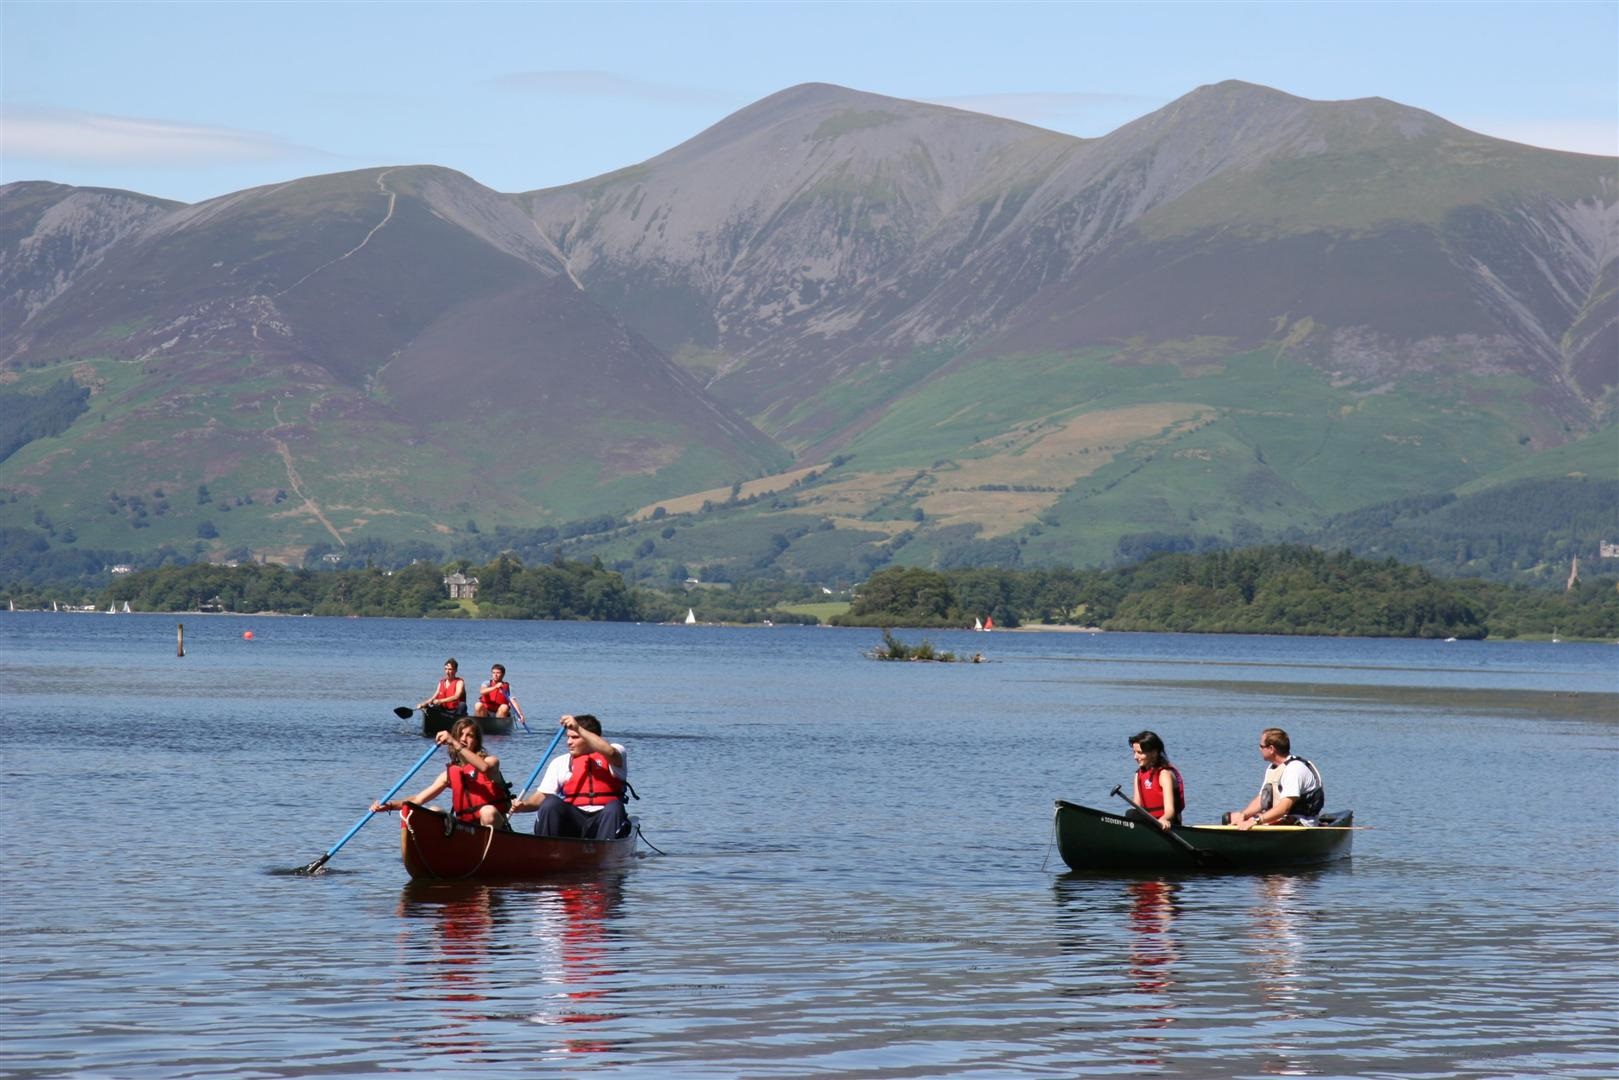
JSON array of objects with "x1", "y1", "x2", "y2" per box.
[{"x1": 3, "y1": 80, "x2": 1615, "y2": 582}]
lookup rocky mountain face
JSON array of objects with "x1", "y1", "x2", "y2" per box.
[
  {"x1": 525, "y1": 81, "x2": 1616, "y2": 450},
  {"x1": 2, "y1": 81, "x2": 1614, "y2": 574}
]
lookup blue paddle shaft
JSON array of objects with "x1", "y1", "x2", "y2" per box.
[
  {"x1": 518, "y1": 725, "x2": 567, "y2": 800},
  {"x1": 322, "y1": 744, "x2": 440, "y2": 860}
]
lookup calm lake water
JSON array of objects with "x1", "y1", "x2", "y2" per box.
[{"x1": 2, "y1": 613, "x2": 1615, "y2": 1078}]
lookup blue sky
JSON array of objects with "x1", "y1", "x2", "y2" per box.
[{"x1": 4, "y1": 0, "x2": 1615, "y2": 204}]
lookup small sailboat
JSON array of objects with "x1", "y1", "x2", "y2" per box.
[
  {"x1": 973, "y1": 616, "x2": 983, "y2": 631},
  {"x1": 122, "y1": 601, "x2": 132, "y2": 614},
  {"x1": 107, "y1": 602, "x2": 116, "y2": 614},
  {"x1": 53, "y1": 600, "x2": 59, "y2": 612},
  {"x1": 685, "y1": 608, "x2": 697, "y2": 625},
  {"x1": 983, "y1": 615, "x2": 995, "y2": 631}
]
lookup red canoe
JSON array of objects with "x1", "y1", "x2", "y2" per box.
[{"x1": 396, "y1": 803, "x2": 637, "y2": 881}]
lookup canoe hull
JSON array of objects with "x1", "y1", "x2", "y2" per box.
[
  {"x1": 420, "y1": 707, "x2": 513, "y2": 738},
  {"x1": 398, "y1": 803, "x2": 636, "y2": 881},
  {"x1": 1054, "y1": 799, "x2": 1354, "y2": 872}
]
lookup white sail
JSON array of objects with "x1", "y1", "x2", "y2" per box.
[
  {"x1": 973, "y1": 617, "x2": 982, "y2": 630},
  {"x1": 123, "y1": 601, "x2": 132, "y2": 613},
  {"x1": 685, "y1": 608, "x2": 697, "y2": 624}
]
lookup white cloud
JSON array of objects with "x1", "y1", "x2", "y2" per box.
[
  {"x1": 489, "y1": 69, "x2": 731, "y2": 107},
  {"x1": 2, "y1": 105, "x2": 327, "y2": 166}
]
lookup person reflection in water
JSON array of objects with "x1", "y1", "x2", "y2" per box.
[
  {"x1": 509, "y1": 714, "x2": 632, "y2": 839},
  {"x1": 527, "y1": 877, "x2": 626, "y2": 1052},
  {"x1": 398, "y1": 882, "x2": 499, "y2": 1057}
]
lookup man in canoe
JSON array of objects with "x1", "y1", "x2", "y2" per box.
[
  {"x1": 475, "y1": 663, "x2": 525, "y2": 725},
  {"x1": 418, "y1": 657, "x2": 467, "y2": 727},
  {"x1": 508, "y1": 714, "x2": 631, "y2": 840},
  {"x1": 1128, "y1": 730, "x2": 1184, "y2": 831},
  {"x1": 1226, "y1": 727, "x2": 1325, "y2": 829},
  {"x1": 372, "y1": 718, "x2": 512, "y2": 828}
]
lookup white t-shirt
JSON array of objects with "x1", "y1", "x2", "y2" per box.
[
  {"x1": 536, "y1": 744, "x2": 627, "y2": 813},
  {"x1": 1276, "y1": 758, "x2": 1320, "y2": 803},
  {"x1": 1261, "y1": 758, "x2": 1322, "y2": 818}
]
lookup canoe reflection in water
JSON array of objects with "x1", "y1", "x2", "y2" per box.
[{"x1": 525, "y1": 874, "x2": 627, "y2": 1056}]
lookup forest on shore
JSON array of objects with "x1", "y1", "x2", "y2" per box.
[{"x1": 6, "y1": 545, "x2": 1614, "y2": 641}]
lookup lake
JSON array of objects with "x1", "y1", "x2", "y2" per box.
[{"x1": 1, "y1": 613, "x2": 1615, "y2": 1077}]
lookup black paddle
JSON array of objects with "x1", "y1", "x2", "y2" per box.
[
  {"x1": 393, "y1": 706, "x2": 415, "y2": 719},
  {"x1": 1109, "y1": 785, "x2": 1221, "y2": 866}
]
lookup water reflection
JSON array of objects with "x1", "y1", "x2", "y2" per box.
[
  {"x1": 1126, "y1": 878, "x2": 1182, "y2": 996},
  {"x1": 396, "y1": 874, "x2": 629, "y2": 1059},
  {"x1": 1052, "y1": 875, "x2": 1184, "y2": 1066},
  {"x1": 1248, "y1": 872, "x2": 1317, "y2": 1077},
  {"x1": 397, "y1": 881, "x2": 505, "y2": 1055},
  {"x1": 523, "y1": 874, "x2": 627, "y2": 1057}
]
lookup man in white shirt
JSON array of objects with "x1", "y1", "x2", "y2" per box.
[
  {"x1": 510, "y1": 714, "x2": 631, "y2": 839},
  {"x1": 1227, "y1": 727, "x2": 1324, "y2": 829}
]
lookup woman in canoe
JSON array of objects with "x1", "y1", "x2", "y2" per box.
[
  {"x1": 1129, "y1": 729, "x2": 1184, "y2": 831},
  {"x1": 372, "y1": 718, "x2": 512, "y2": 828}
]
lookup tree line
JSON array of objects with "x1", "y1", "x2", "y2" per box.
[
  {"x1": 5, "y1": 543, "x2": 1615, "y2": 640},
  {"x1": 833, "y1": 545, "x2": 1619, "y2": 640}
]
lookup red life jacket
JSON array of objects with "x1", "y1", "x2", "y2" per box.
[
  {"x1": 1136, "y1": 763, "x2": 1186, "y2": 822},
  {"x1": 478, "y1": 681, "x2": 510, "y2": 710},
  {"x1": 448, "y1": 763, "x2": 510, "y2": 822},
  {"x1": 437, "y1": 677, "x2": 466, "y2": 715},
  {"x1": 562, "y1": 752, "x2": 625, "y2": 806}
]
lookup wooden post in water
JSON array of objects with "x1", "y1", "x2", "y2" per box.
[{"x1": 177, "y1": 622, "x2": 185, "y2": 657}]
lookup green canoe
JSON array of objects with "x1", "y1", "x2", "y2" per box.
[{"x1": 1053, "y1": 799, "x2": 1355, "y2": 872}]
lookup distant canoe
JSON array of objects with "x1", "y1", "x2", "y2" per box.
[
  {"x1": 1053, "y1": 799, "x2": 1354, "y2": 872},
  {"x1": 419, "y1": 707, "x2": 512, "y2": 738},
  {"x1": 397, "y1": 803, "x2": 636, "y2": 880}
]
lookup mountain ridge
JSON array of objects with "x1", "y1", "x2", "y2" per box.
[{"x1": 2, "y1": 79, "x2": 1614, "y2": 581}]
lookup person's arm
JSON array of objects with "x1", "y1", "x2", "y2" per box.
[
  {"x1": 564, "y1": 714, "x2": 623, "y2": 766},
  {"x1": 1242, "y1": 793, "x2": 1296, "y2": 829},
  {"x1": 508, "y1": 694, "x2": 525, "y2": 722},
  {"x1": 1230, "y1": 792, "x2": 1264, "y2": 828},
  {"x1": 509, "y1": 755, "x2": 565, "y2": 814},
  {"x1": 373, "y1": 770, "x2": 448, "y2": 813},
  {"x1": 1156, "y1": 768, "x2": 1178, "y2": 831}
]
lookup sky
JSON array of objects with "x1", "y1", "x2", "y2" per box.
[{"x1": 4, "y1": 0, "x2": 1616, "y2": 205}]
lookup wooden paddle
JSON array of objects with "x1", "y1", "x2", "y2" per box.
[
  {"x1": 1109, "y1": 785, "x2": 1222, "y2": 866},
  {"x1": 298, "y1": 744, "x2": 441, "y2": 874}
]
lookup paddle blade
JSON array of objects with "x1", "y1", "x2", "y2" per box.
[
  {"x1": 296, "y1": 854, "x2": 330, "y2": 875},
  {"x1": 393, "y1": 706, "x2": 414, "y2": 719}
]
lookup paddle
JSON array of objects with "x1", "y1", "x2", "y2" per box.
[
  {"x1": 1109, "y1": 785, "x2": 1221, "y2": 866},
  {"x1": 298, "y1": 744, "x2": 441, "y2": 874},
  {"x1": 393, "y1": 706, "x2": 414, "y2": 719}
]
